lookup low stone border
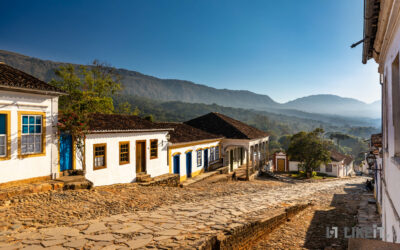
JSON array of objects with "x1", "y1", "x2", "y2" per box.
[{"x1": 193, "y1": 203, "x2": 311, "y2": 250}]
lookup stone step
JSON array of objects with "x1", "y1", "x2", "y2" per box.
[
  {"x1": 56, "y1": 176, "x2": 93, "y2": 190},
  {"x1": 136, "y1": 174, "x2": 153, "y2": 183}
]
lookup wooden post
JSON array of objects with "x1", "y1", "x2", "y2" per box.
[{"x1": 246, "y1": 148, "x2": 250, "y2": 181}]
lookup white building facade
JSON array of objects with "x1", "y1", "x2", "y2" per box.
[
  {"x1": 0, "y1": 63, "x2": 63, "y2": 184},
  {"x1": 362, "y1": 0, "x2": 400, "y2": 242},
  {"x1": 71, "y1": 114, "x2": 173, "y2": 187}
]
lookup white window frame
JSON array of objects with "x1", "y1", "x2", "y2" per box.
[{"x1": 197, "y1": 150, "x2": 202, "y2": 167}]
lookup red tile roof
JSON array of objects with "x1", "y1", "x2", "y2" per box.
[
  {"x1": 86, "y1": 113, "x2": 173, "y2": 132},
  {"x1": 157, "y1": 122, "x2": 222, "y2": 143},
  {"x1": 185, "y1": 112, "x2": 269, "y2": 140},
  {"x1": 0, "y1": 63, "x2": 64, "y2": 95},
  {"x1": 330, "y1": 150, "x2": 353, "y2": 165}
]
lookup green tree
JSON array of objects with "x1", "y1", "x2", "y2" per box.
[
  {"x1": 287, "y1": 129, "x2": 331, "y2": 178},
  {"x1": 51, "y1": 61, "x2": 121, "y2": 170},
  {"x1": 278, "y1": 135, "x2": 292, "y2": 151},
  {"x1": 329, "y1": 132, "x2": 351, "y2": 149}
]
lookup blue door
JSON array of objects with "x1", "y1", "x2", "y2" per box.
[
  {"x1": 186, "y1": 152, "x2": 192, "y2": 178},
  {"x1": 60, "y1": 134, "x2": 73, "y2": 171},
  {"x1": 173, "y1": 155, "x2": 180, "y2": 174},
  {"x1": 204, "y1": 149, "x2": 209, "y2": 170}
]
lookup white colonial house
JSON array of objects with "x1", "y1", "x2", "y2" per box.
[
  {"x1": 362, "y1": 0, "x2": 400, "y2": 242},
  {"x1": 157, "y1": 122, "x2": 223, "y2": 182},
  {"x1": 72, "y1": 114, "x2": 173, "y2": 186},
  {"x1": 0, "y1": 63, "x2": 64, "y2": 185},
  {"x1": 185, "y1": 112, "x2": 269, "y2": 174}
]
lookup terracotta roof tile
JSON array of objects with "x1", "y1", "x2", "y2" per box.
[
  {"x1": 86, "y1": 113, "x2": 172, "y2": 132},
  {"x1": 157, "y1": 122, "x2": 222, "y2": 143},
  {"x1": 185, "y1": 112, "x2": 269, "y2": 140},
  {"x1": 0, "y1": 63, "x2": 64, "y2": 94}
]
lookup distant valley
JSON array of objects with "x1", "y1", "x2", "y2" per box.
[{"x1": 0, "y1": 50, "x2": 381, "y2": 129}]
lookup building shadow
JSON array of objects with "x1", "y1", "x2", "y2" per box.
[{"x1": 303, "y1": 183, "x2": 367, "y2": 249}]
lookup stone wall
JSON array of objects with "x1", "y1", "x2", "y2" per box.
[{"x1": 198, "y1": 203, "x2": 310, "y2": 250}]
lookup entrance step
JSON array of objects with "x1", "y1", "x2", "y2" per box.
[
  {"x1": 56, "y1": 176, "x2": 93, "y2": 190},
  {"x1": 136, "y1": 173, "x2": 153, "y2": 183}
]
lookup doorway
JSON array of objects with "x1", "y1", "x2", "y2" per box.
[
  {"x1": 136, "y1": 141, "x2": 146, "y2": 173},
  {"x1": 277, "y1": 158, "x2": 285, "y2": 172},
  {"x1": 230, "y1": 150, "x2": 234, "y2": 171},
  {"x1": 173, "y1": 155, "x2": 180, "y2": 174},
  {"x1": 60, "y1": 134, "x2": 73, "y2": 171}
]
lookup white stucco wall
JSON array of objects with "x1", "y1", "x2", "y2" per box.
[
  {"x1": 169, "y1": 140, "x2": 221, "y2": 181},
  {"x1": 0, "y1": 90, "x2": 59, "y2": 184},
  {"x1": 379, "y1": 11, "x2": 400, "y2": 241},
  {"x1": 75, "y1": 131, "x2": 169, "y2": 186},
  {"x1": 289, "y1": 161, "x2": 300, "y2": 172}
]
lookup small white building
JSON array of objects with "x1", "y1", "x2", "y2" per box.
[
  {"x1": 72, "y1": 114, "x2": 173, "y2": 186},
  {"x1": 0, "y1": 63, "x2": 64, "y2": 185},
  {"x1": 362, "y1": 0, "x2": 400, "y2": 242},
  {"x1": 157, "y1": 122, "x2": 223, "y2": 182},
  {"x1": 287, "y1": 150, "x2": 354, "y2": 177},
  {"x1": 185, "y1": 112, "x2": 269, "y2": 173},
  {"x1": 273, "y1": 151, "x2": 288, "y2": 172}
]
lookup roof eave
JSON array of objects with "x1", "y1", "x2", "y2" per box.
[
  {"x1": 87, "y1": 128, "x2": 174, "y2": 134},
  {"x1": 0, "y1": 85, "x2": 67, "y2": 96},
  {"x1": 362, "y1": 0, "x2": 381, "y2": 64}
]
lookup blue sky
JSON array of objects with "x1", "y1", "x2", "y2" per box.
[{"x1": 0, "y1": 0, "x2": 379, "y2": 103}]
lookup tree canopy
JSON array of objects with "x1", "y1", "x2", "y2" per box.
[{"x1": 287, "y1": 128, "x2": 331, "y2": 177}]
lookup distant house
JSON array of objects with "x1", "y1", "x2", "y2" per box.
[
  {"x1": 0, "y1": 63, "x2": 65, "y2": 184},
  {"x1": 185, "y1": 112, "x2": 269, "y2": 173},
  {"x1": 318, "y1": 150, "x2": 354, "y2": 177},
  {"x1": 273, "y1": 151, "x2": 289, "y2": 172},
  {"x1": 71, "y1": 114, "x2": 173, "y2": 186},
  {"x1": 287, "y1": 150, "x2": 354, "y2": 177},
  {"x1": 157, "y1": 122, "x2": 223, "y2": 182}
]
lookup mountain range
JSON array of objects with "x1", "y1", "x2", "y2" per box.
[{"x1": 0, "y1": 50, "x2": 381, "y2": 122}]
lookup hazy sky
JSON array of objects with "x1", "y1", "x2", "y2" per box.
[{"x1": 0, "y1": 0, "x2": 380, "y2": 104}]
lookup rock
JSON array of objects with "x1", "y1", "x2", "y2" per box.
[
  {"x1": 84, "y1": 222, "x2": 108, "y2": 234},
  {"x1": 85, "y1": 234, "x2": 115, "y2": 242},
  {"x1": 156, "y1": 230, "x2": 181, "y2": 236},
  {"x1": 40, "y1": 239, "x2": 67, "y2": 247},
  {"x1": 63, "y1": 239, "x2": 87, "y2": 249},
  {"x1": 126, "y1": 236, "x2": 153, "y2": 249}
]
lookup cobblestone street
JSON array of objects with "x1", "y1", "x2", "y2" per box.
[{"x1": 0, "y1": 176, "x2": 365, "y2": 249}]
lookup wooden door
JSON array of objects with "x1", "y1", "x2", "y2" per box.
[
  {"x1": 277, "y1": 159, "x2": 285, "y2": 172},
  {"x1": 136, "y1": 141, "x2": 146, "y2": 173},
  {"x1": 186, "y1": 152, "x2": 192, "y2": 178}
]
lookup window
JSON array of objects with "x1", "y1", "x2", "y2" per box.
[
  {"x1": 210, "y1": 147, "x2": 215, "y2": 162},
  {"x1": 119, "y1": 142, "x2": 129, "y2": 165},
  {"x1": 150, "y1": 139, "x2": 158, "y2": 159},
  {"x1": 392, "y1": 54, "x2": 400, "y2": 156},
  {"x1": 93, "y1": 144, "x2": 106, "y2": 170},
  {"x1": 215, "y1": 146, "x2": 219, "y2": 160},
  {"x1": 197, "y1": 150, "x2": 202, "y2": 167},
  {"x1": 0, "y1": 113, "x2": 8, "y2": 157},
  {"x1": 21, "y1": 114, "x2": 43, "y2": 155},
  {"x1": 326, "y1": 164, "x2": 332, "y2": 173}
]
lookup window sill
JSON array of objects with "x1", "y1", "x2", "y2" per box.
[
  {"x1": 94, "y1": 166, "x2": 107, "y2": 171},
  {"x1": 119, "y1": 162, "x2": 130, "y2": 166},
  {"x1": 18, "y1": 152, "x2": 46, "y2": 159},
  {"x1": 150, "y1": 157, "x2": 158, "y2": 160},
  {"x1": 0, "y1": 156, "x2": 11, "y2": 161}
]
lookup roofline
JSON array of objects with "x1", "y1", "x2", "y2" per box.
[
  {"x1": 362, "y1": 0, "x2": 380, "y2": 64},
  {"x1": 0, "y1": 85, "x2": 67, "y2": 96},
  {"x1": 87, "y1": 128, "x2": 174, "y2": 134},
  {"x1": 168, "y1": 138, "x2": 224, "y2": 149}
]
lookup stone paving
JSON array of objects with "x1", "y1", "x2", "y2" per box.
[{"x1": 0, "y1": 177, "x2": 365, "y2": 249}]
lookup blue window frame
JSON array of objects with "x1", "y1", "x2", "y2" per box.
[{"x1": 21, "y1": 115, "x2": 43, "y2": 154}]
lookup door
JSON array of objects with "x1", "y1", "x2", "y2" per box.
[
  {"x1": 277, "y1": 159, "x2": 285, "y2": 172},
  {"x1": 186, "y1": 152, "x2": 192, "y2": 178},
  {"x1": 240, "y1": 148, "x2": 243, "y2": 165},
  {"x1": 60, "y1": 134, "x2": 73, "y2": 171},
  {"x1": 173, "y1": 155, "x2": 180, "y2": 174},
  {"x1": 204, "y1": 149, "x2": 209, "y2": 169},
  {"x1": 136, "y1": 141, "x2": 146, "y2": 173},
  {"x1": 230, "y1": 150, "x2": 234, "y2": 171}
]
